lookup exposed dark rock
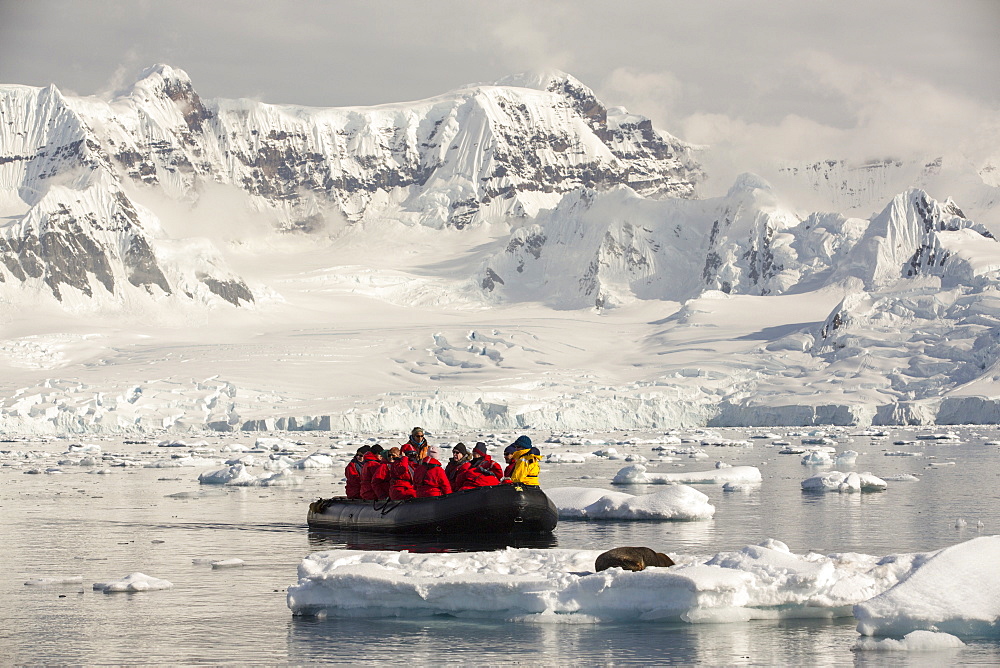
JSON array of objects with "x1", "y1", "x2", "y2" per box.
[
  {"x1": 198, "y1": 274, "x2": 254, "y2": 306},
  {"x1": 481, "y1": 268, "x2": 504, "y2": 292}
]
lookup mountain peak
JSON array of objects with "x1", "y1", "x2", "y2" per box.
[
  {"x1": 136, "y1": 64, "x2": 194, "y2": 88},
  {"x1": 727, "y1": 172, "x2": 774, "y2": 197},
  {"x1": 494, "y1": 69, "x2": 586, "y2": 93}
]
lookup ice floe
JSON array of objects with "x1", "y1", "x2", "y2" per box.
[
  {"x1": 93, "y1": 572, "x2": 173, "y2": 593},
  {"x1": 801, "y1": 471, "x2": 888, "y2": 493},
  {"x1": 854, "y1": 536, "x2": 1000, "y2": 638},
  {"x1": 852, "y1": 630, "x2": 965, "y2": 652},
  {"x1": 547, "y1": 486, "x2": 715, "y2": 520},
  {"x1": 286, "y1": 536, "x2": 1000, "y2": 642},
  {"x1": 198, "y1": 463, "x2": 258, "y2": 486},
  {"x1": 612, "y1": 464, "x2": 762, "y2": 486}
]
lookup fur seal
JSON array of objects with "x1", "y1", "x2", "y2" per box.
[{"x1": 595, "y1": 546, "x2": 675, "y2": 572}]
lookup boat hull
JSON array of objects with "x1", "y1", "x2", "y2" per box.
[{"x1": 307, "y1": 484, "x2": 558, "y2": 534}]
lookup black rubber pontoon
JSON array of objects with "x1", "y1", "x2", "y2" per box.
[{"x1": 307, "y1": 484, "x2": 557, "y2": 534}]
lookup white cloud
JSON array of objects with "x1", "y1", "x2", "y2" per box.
[
  {"x1": 599, "y1": 68, "x2": 684, "y2": 126},
  {"x1": 674, "y1": 50, "x2": 1000, "y2": 195}
]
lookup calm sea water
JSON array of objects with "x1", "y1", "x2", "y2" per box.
[{"x1": 2, "y1": 427, "x2": 999, "y2": 665}]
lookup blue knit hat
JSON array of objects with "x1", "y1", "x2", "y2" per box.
[{"x1": 505, "y1": 435, "x2": 532, "y2": 455}]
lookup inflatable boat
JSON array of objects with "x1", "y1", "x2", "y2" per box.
[{"x1": 307, "y1": 484, "x2": 558, "y2": 534}]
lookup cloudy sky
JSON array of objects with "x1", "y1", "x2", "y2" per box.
[{"x1": 2, "y1": 0, "x2": 997, "y2": 186}]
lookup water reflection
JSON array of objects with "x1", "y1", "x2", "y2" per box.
[
  {"x1": 285, "y1": 615, "x2": 875, "y2": 666},
  {"x1": 306, "y1": 529, "x2": 559, "y2": 552}
]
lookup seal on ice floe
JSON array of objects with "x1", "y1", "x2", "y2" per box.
[{"x1": 595, "y1": 546, "x2": 675, "y2": 572}]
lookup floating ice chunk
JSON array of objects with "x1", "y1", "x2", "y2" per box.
[
  {"x1": 262, "y1": 455, "x2": 296, "y2": 471},
  {"x1": 916, "y1": 433, "x2": 960, "y2": 441},
  {"x1": 853, "y1": 630, "x2": 965, "y2": 652},
  {"x1": 801, "y1": 471, "x2": 887, "y2": 493},
  {"x1": 651, "y1": 440, "x2": 684, "y2": 451},
  {"x1": 24, "y1": 576, "x2": 83, "y2": 586},
  {"x1": 882, "y1": 474, "x2": 919, "y2": 482},
  {"x1": 158, "y1": 439, "x2": 210, "y2": 448},
  {"x1": 835, "y1": 450, "x2": 859, "y2": 466},
  {"x1": 700, "y1": 439, "x2": 751, "y2": 447},
  {"x1": 258, "y1": 469, "x2": 303, "y2": 487},
  {"x1": 67, "y1": 443, "x2": 101, "y2": 454},
  {"x1": 211, "y1": 559, "x2": 245, "y2": 569},
  {"x1": 547, "y1": 486, "x2": 715, "y2": 520},
  {"x1": 592, "y1": 448, "x2": 622, "y2": 459},
  {"x1": 613, "y1": 464, "x2": 762, "y2": 486},
  {"x1": 546, "y1": 453, "x2": 591, "y2": 464},
  {"x1": 198, "y1": 463, "x2": 258, "y2": 486},
  {"x1": 801, "y1": 450, "x2": 833, "y2": 466},
  {"x1": 93, "y1": 572, "x2": 173, "y2": 593},
  {"x1": 146, "y1": 456, "x2": 219, "y2": 468},
  {"x1": 291, "y1": 453, "x2": 335, "y2": 469},
  {"x1": 256, "y1": 437, "x2": 309, "y2": 452},
  {"x1": 954, "y1": 518, "x2": 967, "y2": 528},
  {"x1": 855, "y1": 536, "x2": 1000, "y2": 638},
  {"x1": 722, "y1": 481, "x2": 760, "y2": 493},
  {"x1": 926, "y1": 461, "x2": 956, "y2": 467}
]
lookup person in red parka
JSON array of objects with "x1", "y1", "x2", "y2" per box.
[
  {"x1": 388, "y1": 447, "x2": 417, "y2": 500},
  {"x1": 471, "y1": 442, "x2": 504, "y2": 479},
  {"x1": 454, "y1": 442, "x2": 501, "y2": 490},
  {"x1": 445, "y1": 443, "x2": 472, "y2": 489},
  {"x1": 370, "y1": 448, "x2": 393, "y2": 500},
  {"x1": 344, "y1": 445, "x2": 370, "y2": 499},
  {"x1": 359, "y1": 444, "x2": 385, "y2": 500},
  {"x1": 415, "y1": 445, "x2": 452, "y2": 497}
]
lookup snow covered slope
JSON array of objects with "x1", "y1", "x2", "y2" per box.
[{"x1": 1, "y1": 65, "x2": 1000, "y2": 433}]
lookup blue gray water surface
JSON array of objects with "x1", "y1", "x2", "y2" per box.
[{"x1": 3, "y1": 427, "x2": 1000, "y2": 665}]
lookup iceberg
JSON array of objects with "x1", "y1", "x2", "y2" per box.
[
  {"x1": 855, "y1": 535, "x2": 1000, "y2": 638},
  {"x1": 612, "y1": 464, "x2": 762, "y2": 486},
  {"x1": 547, "y1": 486, "x2": 715, "y2": 520}
]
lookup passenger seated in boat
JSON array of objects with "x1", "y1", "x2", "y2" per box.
[
  {"x1": 359, "y1": 444, "x2": 385, "y2": 501},
  {"x1": 472, "y1": 442, "x2": 504, "y2": 480},
  {"x1": 388, "y1": 446, "x2": 418, "y2": 500},
  {"x1": 402, "y1": 427, "x2": 427, "y2": 452},
  {"x1": 371, "y1": 448, "x2": 393, "y2": 500},
  {"x1": 503, "y1": 436, "x2": 541, "y2": 486},
  {"x1": 415, "y1": 444, "x2": 452, "y2": 497},
  {"x1": 445, "y1": 443, "x2": 472, "y2": 487},
  {"x1": 345, "y1": 445, "x2": 370, "y2": 499},
  {"x1": 452, "y1": 442, "x2": 501, "y2": 491}
]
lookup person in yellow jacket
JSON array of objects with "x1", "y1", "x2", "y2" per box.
[{"x1": 503, "y1": 435, "x2": 542, "y2": 486}]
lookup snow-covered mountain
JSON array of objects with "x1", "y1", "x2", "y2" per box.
[
  {"x1": 0, "y1": 64, "x2": 701, "y2": 307},
  {"x1": 2, "y1": 64, "x2": 1000, "y2": 433}
]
